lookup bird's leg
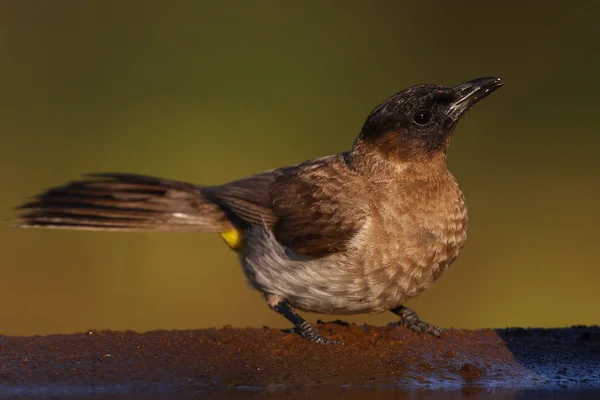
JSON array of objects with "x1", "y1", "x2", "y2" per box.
[
  {"x1": 268, "y1": 296, "x2": 339, "y2": 344},
  {"x1": 389, "y1": 305, "x2": 442, "y2": 337}
]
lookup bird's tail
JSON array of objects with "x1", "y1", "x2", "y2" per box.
[{"x1": 13, "y1": 173, "x2": 234, "y2": 232}]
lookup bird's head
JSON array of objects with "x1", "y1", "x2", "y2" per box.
[{"x1": 353, "y1": 77, "x2": 504, "y2": 163}]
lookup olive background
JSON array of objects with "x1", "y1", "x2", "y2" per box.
[{"x1": 0, "y1": 1, "x2": 598, "y2": 336}]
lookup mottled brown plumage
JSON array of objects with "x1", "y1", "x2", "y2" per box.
[{"x1": 13, "y1": 77, "x2": 504, "y2": 344}]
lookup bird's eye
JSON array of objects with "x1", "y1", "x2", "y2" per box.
[{"x1": 413, "y1": 109, "x2": 433, "y2": 125}]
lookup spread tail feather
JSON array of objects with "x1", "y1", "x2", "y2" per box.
[{"x1": 13, "y1": 173, "x2": 234, "y2": 232}]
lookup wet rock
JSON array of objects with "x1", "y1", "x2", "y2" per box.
[{"x1": 0, "y1": 323, "x2": 598, "y2": 395}]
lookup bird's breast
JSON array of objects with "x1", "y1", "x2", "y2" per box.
[{"x1": 350, "y1": 177, "x2": 468, "y2": 311}]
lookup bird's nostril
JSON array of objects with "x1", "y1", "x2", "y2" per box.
[{"x1": 458, "y1": 88, "x2": 470, "y2": 98}]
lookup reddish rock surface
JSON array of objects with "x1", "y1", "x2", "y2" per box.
[{"x1": 0, "y1": 322, "x2": 598, "y2": 397}]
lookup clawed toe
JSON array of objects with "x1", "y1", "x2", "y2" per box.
[
  {"x1": 389, "y1": 305, "x2": 443, "y2": 338},
  {"x1": 299, "y1": 322, "x2": 342, "y2": 344},
  {"x1": 271, "y1": 299, "x2": 342, "y2": 344}
]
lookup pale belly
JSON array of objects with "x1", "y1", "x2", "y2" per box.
[{"x1": 239, "y1": 225, "x2": 465, "y2": 315}]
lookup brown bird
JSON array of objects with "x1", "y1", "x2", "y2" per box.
[{"x1": 14, "y1": 77, "x2": 504, "y2": 344}]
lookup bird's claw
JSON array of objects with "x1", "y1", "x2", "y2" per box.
[
  {"x1": 390, "y1": 306, "x2": 443, "y2": 338},
  {"x1": 299, "y1": 322, "x2": 341, "y2": 344}
]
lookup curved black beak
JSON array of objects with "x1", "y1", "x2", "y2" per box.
[{"x1": 447, "y1": 77, "x2": 504, "y2": 121}]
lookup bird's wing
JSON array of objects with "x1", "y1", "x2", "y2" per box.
[{"x1": 209, "y1": 154, "x2": 368, "y2": 258}]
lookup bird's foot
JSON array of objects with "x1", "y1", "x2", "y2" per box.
[
  {"x1": 389, "y1": 306, "x2": 442, "y2": 338},
  {"x1": 270, "y1": 297, "x2": 341, "y2": 344},
  {"x1": 298, "y1": 321, "x2": 341, "y2": 344}
]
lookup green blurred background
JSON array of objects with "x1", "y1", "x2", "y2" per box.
[{"x1": 0, "y1": 1, "x2": 598, "y2": 336}]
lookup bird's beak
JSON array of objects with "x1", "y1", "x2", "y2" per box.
[{"x1": 447, "y1": 77, "x2": 504, "y2": 121}]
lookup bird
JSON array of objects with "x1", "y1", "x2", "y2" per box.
[{"x1": 14, "y1": 77, "x2": 504, "y2": 344}]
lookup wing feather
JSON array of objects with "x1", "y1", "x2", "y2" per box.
[{"x1": 210, "y1": 154, "x2": 367, "y2": 257}]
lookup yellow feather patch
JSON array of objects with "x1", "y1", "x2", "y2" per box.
[{"x1": 219, "y1": 228, "x2": 243, "y2": 250}]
